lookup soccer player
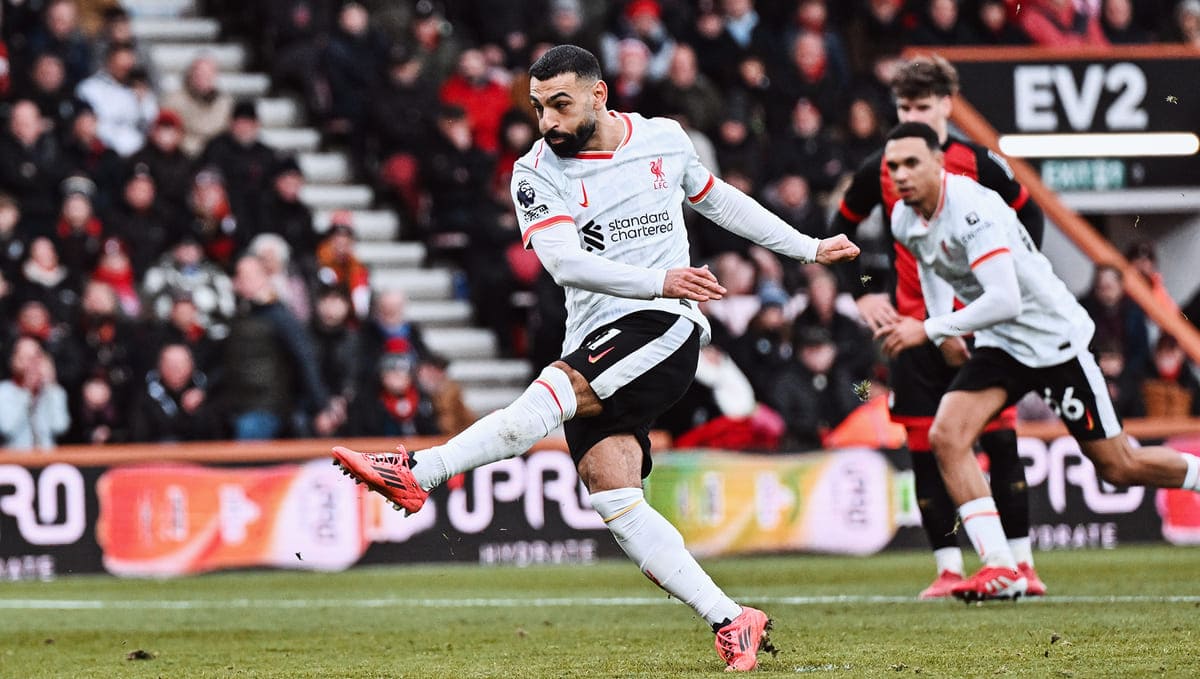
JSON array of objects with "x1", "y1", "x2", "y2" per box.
[
  {"x1": 332, "y1": 45, "x2": 860, "y2": 672},
  {"x1": 829, "y1": 55, "x2": 1046, "y2": 599},
  {"x1": 877, "y1": 122, "x2": 1200, "y2": 600}
]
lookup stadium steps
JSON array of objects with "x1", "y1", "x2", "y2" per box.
[
  {"x1": 124, "y1": 0, "x2": 198, "y2": 17},
  {"x1": 300, "y1": 184, "x2": 374, "y2": 210},
  {"x1": 259, "y1": 127, "x2": 321, "y2": 154},
  {"x1": 314, "y1": 210, "x2": 398, "y2": 241},
  {"x1": 141, "y1": 0, "x2": 532, "y2": 412},
  {"x1": 298, "y1": 152, "x2": 350, "y2": 184},
  {"x1": 149, "y1": 43, "x2": 246, "y2": 73},
  {"x1": 370, "y1": 269, "x2": 453, "y2": 301},
  {"x1": 158, "y1": 71, "x2": 270, "y2": 99},
  {"x1": 258, "y1": 98, "x2": 304, "y2": 128},
  {"x1": 354, "y1": 242, "x2": 424, "y2": 267},
  {"x1": 131, "y1": 17, "x2": 219, "y2": 41}
]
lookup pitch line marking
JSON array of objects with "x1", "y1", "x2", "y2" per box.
[{"x1": 1, "y1": 594, "x2": 1199, "y2": 610}]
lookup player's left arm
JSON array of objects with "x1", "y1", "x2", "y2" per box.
[
  {"x1": 674, "y1": 125, "x2": 859, "y2": 265},
  {"x1": 976, "y1": 146, "x2": 1045, "y2": 248}
]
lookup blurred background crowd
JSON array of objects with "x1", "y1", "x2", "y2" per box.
[{"x1": 1, "y1": 0, "x2": 1199, "y2": 451}]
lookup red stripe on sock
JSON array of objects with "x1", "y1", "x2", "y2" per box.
[
  {"x1": 535, "y1": 379, "x2": 563, "y2": 415},
  {"x1": 962, "y1": 510, "x2": 999, "y2": 523}
]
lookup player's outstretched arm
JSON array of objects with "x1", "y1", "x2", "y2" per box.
[
  {"x1": 531, "y1": 221, "x2": 669, "y2": 300},
  {"x1": 690, "y1": 176, "x2": 859, "y2": 265}
]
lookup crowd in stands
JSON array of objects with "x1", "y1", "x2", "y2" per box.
[{"x1": 1, "y1": 0, "x2": 1199, "y2": 451}]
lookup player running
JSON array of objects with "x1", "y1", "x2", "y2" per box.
[
  {"x1": 877, "y1": 122, "x2": 1200, "y2": 600},
  {"x1": 332, "y1": 45, "x2": 860, "y2": 671},
  {"x1": 830, "y1": 55, "x2": 1046, "y2": 599}
]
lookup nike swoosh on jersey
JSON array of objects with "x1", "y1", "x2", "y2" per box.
[
  {"x1": 587, "y1": 346, "x2": 615, "y2": 363},
  {"x1": 579, "y1": 180, "x2": 589, "y2": 207}
]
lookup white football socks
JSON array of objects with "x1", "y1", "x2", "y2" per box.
[
  {"x1": 933, "y1": 546, "x2": 964, "y2": 576},
  {"x1": 958, "y1": 497, "x2": 1017, "y2": 570},
  {"x1": 1008, "y1": 537, "x2": 1034, "y2": 567},
  {"x1": 1183, "y1": 453, "x2": 1200, "y2": 492},
  {"x1": 590, "y1": 487, "x2": 742, "y2": 628},
  {"x1": 411, "y1": 366, "x2": 577, "y2": 491}
]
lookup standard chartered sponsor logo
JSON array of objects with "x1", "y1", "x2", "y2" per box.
[{"x1": 608, "y1": 210, "x2": 673, "y2": 242}]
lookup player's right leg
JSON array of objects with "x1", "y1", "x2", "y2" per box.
[
  {"x1": 332, "y1": 360, "x2": 590, "y2": 514},
  {"x1": 928, "y1": 386, "x2": 1028, "y2": 600},
  {"x1": 579, "y1": 435, "x2": 772, "y2": 672}
]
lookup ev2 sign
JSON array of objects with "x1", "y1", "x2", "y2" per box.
[{"x1": 1013, "y1": 63, "x2": 1148, "y2": 132}]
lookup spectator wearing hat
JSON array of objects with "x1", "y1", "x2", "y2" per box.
[
  {"x1": 369, "y1": 47, "x2": 438, "y2": 226},
  {"x1": 0, "y1": 100, "x2": 64, "y2": 238},
  {"x1": 217, "y1": 253, "x2": 343, "y2": 440},
  {"x1": 601, "y1": 0, "x2": 676, "y2": 83},
  {"x1": 200, "y1": 101, "x2": 276, "y2": 236},
  {"x1": 162, "y1": 55, "x2": 235, "y2": 157},
  {"x1": 75, "y1": 42, "x2": 158, "y2": 157},
  {"x1": 141, "y1": 236, "x2": 236, "y2": 339},
  {"x1": 53, "y1": 175, "x2": 104, "y2": 283},
  {"x1": 130, "y1": 110, "x2": 195, "y2": 225},
  {"x1": 729, "y1": 281, "x2": 795, "y2": 399},
  {"x1": 256, "y1": 156, "x2": 318, "y2": 265},
  {"x1": 405, "y1": 0, "x2": 462, "y2": 88},
  {"x1": 186, "y1": 167, "x2": 241, "y2": 266},
  {"x1": 767, "y1": 324, "x2": 860, "y2": 450},
  {"x1": 59, "y1": 102, "x2": 123, "y2": 212},
  {"x1": 347, "y1": 351, "x2": 439, "y2": 437},
  {"x1": 315, "y1": 211, "x2": 370, "y2": 320},
  {"x1": 106, "y1": 163, "x2": 182, "y2": 277},
  {"x1": 355, "y1": 288, "x2": 429, "y2": 393},
  {"x1": 129, "y1": 343, "x2": 221, "y2": 442},
  {"x1": 311, "y1": 285, "x2": 361, "y2": 407},
  {"x1": 23, "y1": 0, "x2": 93, "y2": 89}
]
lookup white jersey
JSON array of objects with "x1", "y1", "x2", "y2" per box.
[
  {"x1": 891, "y1": 172, "x2": 1095, "y2": 367},
  {"x1": 511, "y1": 111, "x2": 713, "y2": 354}
]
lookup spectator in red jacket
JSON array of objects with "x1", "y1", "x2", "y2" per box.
[
  {"x1": 440, "y1": 48, "x2": 511, "y2": 153},
  {"x1": 1019, "y1": 0, "x2": 1109, "y2": 47}
]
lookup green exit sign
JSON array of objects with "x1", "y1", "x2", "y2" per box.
[{"x1": 1040, "y1": 159, "x2": 1126, "y2": 191}]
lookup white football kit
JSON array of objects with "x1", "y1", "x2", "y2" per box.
[
  {"x1": 511, "y1": 111, "x2": 819, "y2": 355},
  {"x1": 890, "y1": 172, "x2": 1095, "y2": 368}
]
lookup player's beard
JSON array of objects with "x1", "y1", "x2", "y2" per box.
[{"x1": 543, "y1": 114, "x2": 597, "y2": 158}]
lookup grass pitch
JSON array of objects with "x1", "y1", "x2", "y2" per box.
[{"x1": 1, "y1": 545, "x2": 1197, "y2": 678}]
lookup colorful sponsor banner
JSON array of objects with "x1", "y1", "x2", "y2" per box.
[
  {"x1": 643, "y1": 448, "x2": 905, "y2": 557},
  {"x1": 1, "y1": 439, "x2": 1192, "y2": 580}
]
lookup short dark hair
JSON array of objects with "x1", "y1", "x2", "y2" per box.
[
  {"x1": 529, "y1": 44, "x2": 602, "y2": 83},
  {"x1": 892, "y1": 54, "x2": 959, "y2": 99},
  {"x1": 886, "y1": 122, "x2": 940, "y2": 151}
]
